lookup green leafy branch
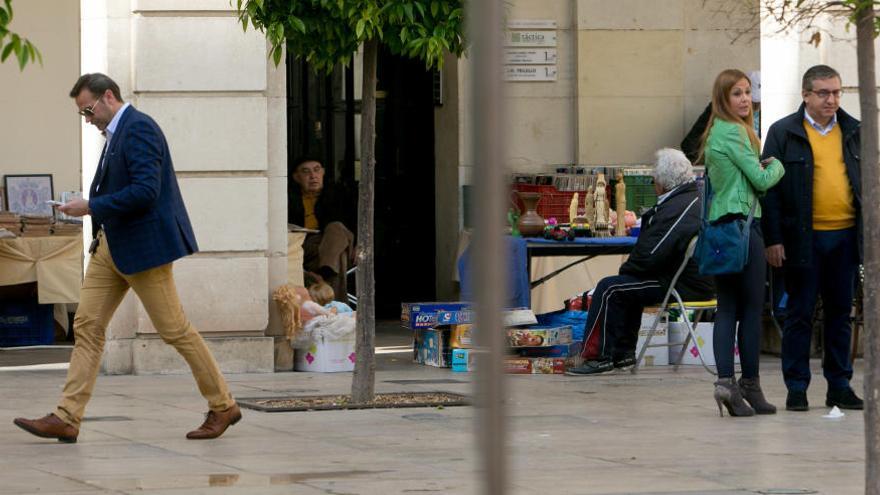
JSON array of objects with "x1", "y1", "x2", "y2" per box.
[
  {"x1": 236, "y1": 0, "x2": 464, "y2": 73},
  {"x1": 0, "y1": 0, "x2": 41, "y2": 70}
]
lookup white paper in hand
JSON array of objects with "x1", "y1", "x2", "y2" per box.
[{"x1": 822, "y1": 406, "x2": 845, "y2": 419}]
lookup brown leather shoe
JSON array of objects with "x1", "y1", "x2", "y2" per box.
[
  {"x1": 186, "y1": 404, "x2": 241, "y2": 440},
  {"x1": 14, "y1": 413, "x2": 78, "y2": 443}
]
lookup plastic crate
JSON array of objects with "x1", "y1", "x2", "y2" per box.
[
  {"x1": 0, "y1": 298, "x2": 54, "y2": 347},
  {"x1": 513, "y1": 184, "x2": 587, "y2": 224},
  {"x1": 622, "y1": 176, "x2": 657, "y2": 214}
]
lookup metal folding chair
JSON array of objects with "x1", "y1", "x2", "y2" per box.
[
  {"x1": 632, "y1": 236, "x2": 717, "y2": 375},
  {"x1": 346, "y1": 266, "x2": 357, "y2": 308}
]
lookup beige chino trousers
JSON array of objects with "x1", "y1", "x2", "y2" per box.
[{"x1": 55, "y1": 231, "x2": 234, "y2": 427}]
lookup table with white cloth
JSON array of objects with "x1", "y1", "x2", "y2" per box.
[{"x1": 0, "y1": 235, "x2": 83, "y2": 330}]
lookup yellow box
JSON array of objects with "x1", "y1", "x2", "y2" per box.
[{"x1": 450, "y1": 324, "x2": 473, "y2": 348}]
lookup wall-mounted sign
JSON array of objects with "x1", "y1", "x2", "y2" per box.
[
  {"x1": 508, "y1": 19, "x2": 557, "y2": 30},
  {"x1": 503, "y1": 48, "x2": 557, "y2": 65},
  {"x1": 504, "y1": 65, "x2": 558, "y2": 82},
  {"x1": 505, "y1": 30, "x2": 557, "y2": 47}
]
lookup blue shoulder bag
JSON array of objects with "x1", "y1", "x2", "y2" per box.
[{"x1": 694, "y1": 175, "x2": 756, "y2": 276}]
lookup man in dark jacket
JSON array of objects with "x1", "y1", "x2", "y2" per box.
[
  {"x1": 567, "y1": 148, "x2": 714, "y2": 375},
  {"x1": 761, "y1": 65, "x2": 863, "y2": 411},
  {"x1": 288, "y1": 157, "x2": 354, "y2": 300}
]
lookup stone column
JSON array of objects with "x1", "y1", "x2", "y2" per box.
[{"x1": 90, "y1": 0, "x2": 283, "y2": 374}]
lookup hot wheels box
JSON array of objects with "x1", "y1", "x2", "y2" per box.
[
  {"x1": 432, "y1": 307, "x2": 537, "y2": 328},
  {"x1": 413, "y1": 327, "x2": 451, "y2": 367},
  {"x1": 507, "y1": 325, "x2": 573, "y2": 348},
  {"x1": 504, "y1": 357, "x2": 566, "y2": 374},
  {"x1": 401, "y1": 302, "x2": 471, "y2": 329}
]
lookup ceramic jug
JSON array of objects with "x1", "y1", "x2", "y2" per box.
[{"x1": 513, "y1": 191, "x2": 545, "y2": 237}]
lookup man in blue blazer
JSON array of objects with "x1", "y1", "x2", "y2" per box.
[{"x1": 14, "y1": 74, "x2": 241, "y2": 443}]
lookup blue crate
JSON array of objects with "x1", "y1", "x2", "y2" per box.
[{"x1": 0, "y1": 298, "x2": 54, "y2": 347}]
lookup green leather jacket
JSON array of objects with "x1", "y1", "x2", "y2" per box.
[{"x1": 704, "y1": 118, "x2": 784, "y2": 222}]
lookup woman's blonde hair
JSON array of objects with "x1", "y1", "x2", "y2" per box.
[{"x1": 699, "y1": 69, "x2": 761, "y2": 162}]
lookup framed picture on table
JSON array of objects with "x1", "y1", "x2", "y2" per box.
[
  {"x1": 4, "y1": 174, "x2": 54, "y2": 216},
  {"x1": 0, "y1": 187, "x2": 5, "y2": 211}
]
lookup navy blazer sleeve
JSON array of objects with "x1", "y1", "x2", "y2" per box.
[
  {"x1": 760, "y1": 123, "x2": 785, "y2": 247},
  {"x1": 89, "y1": 119, "x2": 162, "y2": 222}
]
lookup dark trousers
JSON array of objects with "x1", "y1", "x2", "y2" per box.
[
  {"x1": 782, "y1": 227, "x2": 857, "y2": 392},
  {"x1": 713, "y1": 222, "x2": 765, "y2": 379},
  {"x1": 581, "y1": 274, "x2": 664, "y2": 360}
]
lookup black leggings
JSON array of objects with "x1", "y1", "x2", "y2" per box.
[{"x1": 712, "y1": 222, "x2": 765, "y2": 379}]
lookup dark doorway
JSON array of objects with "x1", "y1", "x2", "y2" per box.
[{"x1": 286, "y1": 47, "x2": 437, "y2": 319}]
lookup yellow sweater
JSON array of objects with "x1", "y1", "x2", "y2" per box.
[
  {"x1": 302, "y1": 192, "x2": 319, "y2": 230},
  {"x1": 804, "y1": 122, "x2": 855, "y2": 231}
]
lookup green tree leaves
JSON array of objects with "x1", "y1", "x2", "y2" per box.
[
  {"x1": 237, "y1": 0, "x2": 465, "y2": 73},
  {"x1": 0, "y1": 0, "x2": 42, "y2": 70}
]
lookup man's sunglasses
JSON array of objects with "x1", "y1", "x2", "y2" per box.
[{"x1": 78, "y1": 97, "x2": 103, "y2": 117}]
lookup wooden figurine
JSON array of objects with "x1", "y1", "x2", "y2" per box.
[
  {"x1": 615, "y1": 171, "x2": 627, "y2": 236},
  {"x1": 584, "y1": 185, "x2": 595, "y2": 229},
  {"x1": 593, "y1": 173, "x2": 609, "y2": 237}
]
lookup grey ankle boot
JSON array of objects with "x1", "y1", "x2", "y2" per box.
[
  {"x1": 738, "y1": 376, "x2": 777, "y2": 414},
  {"x1": 713, "y1": 378, "x2": 755, "y2": 417}
]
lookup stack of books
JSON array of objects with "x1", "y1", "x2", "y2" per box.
[
  {"x1": 20, "y1": 215, "x2": 53, "y2": 237},
  {"x1": 51, "y1": 222, "x2": 82, "y2": 236},
  {"x1": 0, "y1": 212, "x2": 22, "y2": 235}
]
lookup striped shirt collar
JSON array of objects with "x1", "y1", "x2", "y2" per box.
[{"x1": 804, "y1": 109, "x2": 837, "y2": 136}]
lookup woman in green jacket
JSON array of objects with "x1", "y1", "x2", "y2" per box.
[{"x1": 701, "y1": 69, "x2": 784, "y2": 417}]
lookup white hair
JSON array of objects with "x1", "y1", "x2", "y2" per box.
[{"x1": 653, "y1": 148, "x2": 693, "y2": 192}]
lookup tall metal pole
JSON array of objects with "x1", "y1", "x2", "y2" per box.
[{"x1": 468, "y1": 0, "x2": 507, "y2": 493}]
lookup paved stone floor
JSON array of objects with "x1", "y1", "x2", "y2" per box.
[{"x1": 0, "y1": 325, "x2": 867, "y2": 494}]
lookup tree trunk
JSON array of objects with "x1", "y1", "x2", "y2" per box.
[
  {"x1": 351, "y1": 38, "x2": 378, "y2": 404},
  {"x1": 856, "y1": 5, "x2": 880, "y2": 494}
]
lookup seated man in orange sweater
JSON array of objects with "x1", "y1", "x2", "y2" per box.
[{"x1": 288, "y1": 157, "x2": 354, "y2": 301}]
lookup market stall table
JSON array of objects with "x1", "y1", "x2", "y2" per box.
[
  {"x1": 458, "y1": 234, "x2": 636, "y2": 311},
  {"x1": 525, "y1": 236, "x2": 636, "y2": 289},
  {"x1": 0, "y1": 236, "x2": 83, "y2": 333},
  {"x1": 0, "y1": 236, "x2": 82, "y2": 304}
]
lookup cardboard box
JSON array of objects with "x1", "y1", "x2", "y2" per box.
[
  {"x1": 508, "y1": 325, "x2": 573, "y2": 348},
  {"x1": 504, "y1": 357, "x2": 566, "y2": 374},
  {"x1": 668, "y1": 322, "x2": 739, "y2": 366},
  {"x1": 450, "y1": 324, "x2": 473, "y2": 348},
  {"x1": 433, "y1": 307, "x2": 538, "y2": 328},
  {"x1": 413, "y1": 328, "x2": 451, "y2": 367},
  {"x1": 636, "y1": 310, "x2": 669, "y2": 366},
  {"x1": 401, "y1": 302, "x2": 471, "y2": 329},
  {"x1": 452, "y1": 348, "x2": 476, "y2": 372},
  {"x1": 294, "y1": 336, "x2": 356, "y2": 372},
  {"x1": 516, "y1": 341, "x2": 583, "y2": 358}
]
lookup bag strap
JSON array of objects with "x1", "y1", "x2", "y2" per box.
[
  {"x1": 701, "y1": 169, "x2": 758, "y2": 227},
  {"x1": 744, "y1": 195, "x2": 757, "y2": 229},
  {"x1": 700, "y1": 173, "x2": 713, "y2": 222}
]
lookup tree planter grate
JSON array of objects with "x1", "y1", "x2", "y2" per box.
[
  {"x1": 383, "y1": 379, "x2": 468, "y2": 385},
  {"x1": 237, "y1": 392, "x2": 470, "y2": 412}
]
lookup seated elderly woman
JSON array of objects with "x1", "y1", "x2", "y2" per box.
[{"x1": 567, "y1": 148, "x2": 714, "y2": 375}]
